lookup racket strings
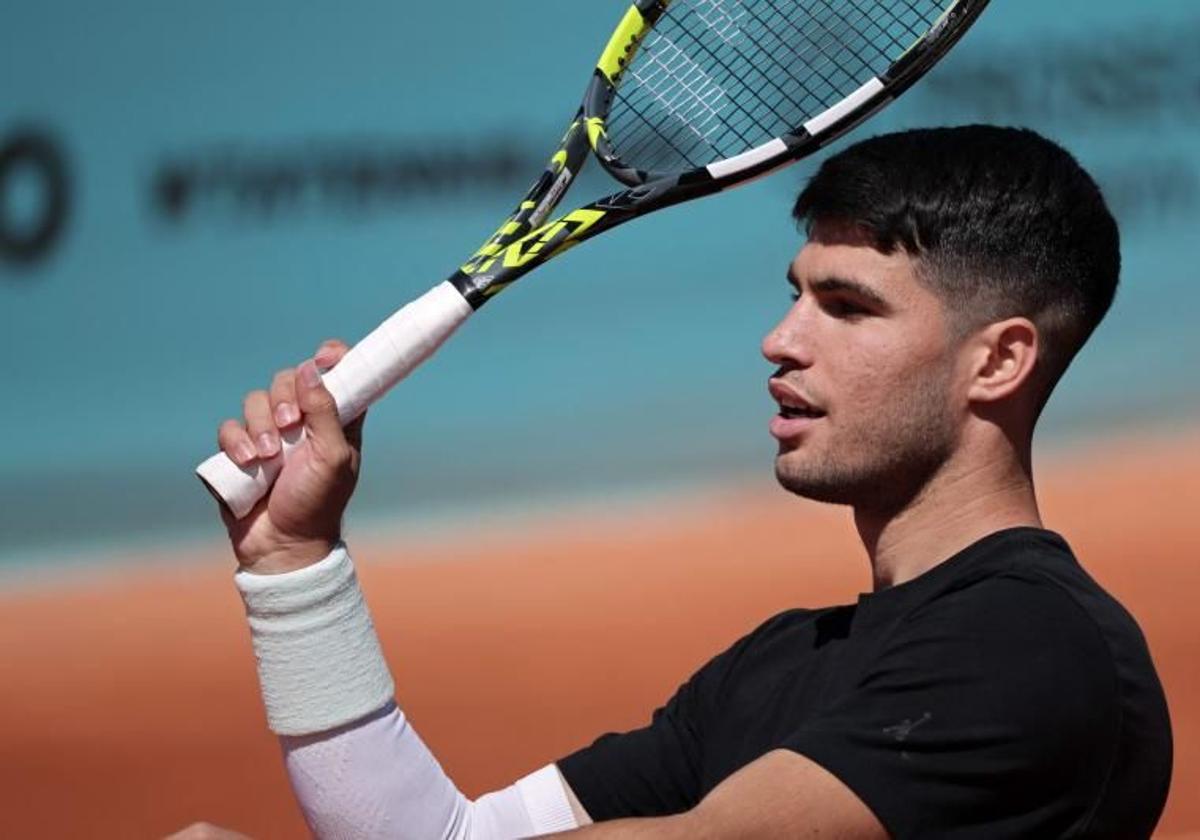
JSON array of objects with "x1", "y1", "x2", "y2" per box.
[
  {"x1": 606, "y1": 0, "x2": 949, "y2": 174},
  {"x1": 757, "y1": 1, "x2": 885, "y2": 114},
  {"x1": 616, "y1": 1, "x2": 855, "y2": 167},
  {"x1": 629, "y1": 36, "x2": 730, "y2": 146},
  {"x1": 694, "y1": 0, "x2": 748, "y2": 44},
  {"x1": 615, "y1": 31, "x2": 760, "y2": 167},
  {"x1": 614, "y1": 17, "x2": 798, "y2": 169}
]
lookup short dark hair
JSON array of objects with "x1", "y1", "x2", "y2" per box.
[{"x1": 793, "y1": 125, "x2": 1119, "y2": 408}]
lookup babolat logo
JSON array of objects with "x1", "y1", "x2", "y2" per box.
[
  {"x1": 0, "y1": 127, "x2": 71, "y2": 269},
  {"x1": 461, "y1": 208, "x2": 605, "y2": 279}
]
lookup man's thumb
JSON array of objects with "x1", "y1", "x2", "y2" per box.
[{"x1": 296, "y1": 360, "x2": 346, "y2": 447}]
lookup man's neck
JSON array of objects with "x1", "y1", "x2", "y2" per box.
[{"x1": 854, "y1": 444, "x2": 1042, "y2": 591}]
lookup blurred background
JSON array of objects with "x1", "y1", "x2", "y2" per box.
[{"x1": 1, "y1": 1, "x2": 1197, "y2": 838}]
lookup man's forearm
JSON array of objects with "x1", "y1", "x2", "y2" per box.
[
  {"x1": 551, "y1": 814, "x2": 697, "y2": 840},
  {"x1": 281, "y1": 701, "x2": 576, "y2": 839},
  {"x1": 236, "y1": 542, "x2": 579, "y2": 838}
]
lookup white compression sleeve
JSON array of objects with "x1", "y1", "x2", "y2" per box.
[
  {"x1": 282, "y1": 703, "x2": 578, "y2": 839},
  {"x1": 235, "y1": 544, "x2": 580, "y2": 839}
]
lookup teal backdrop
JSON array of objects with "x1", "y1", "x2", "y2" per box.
[{"x1": 2, "y1": 1, "x2": 1198, "y2": 568}]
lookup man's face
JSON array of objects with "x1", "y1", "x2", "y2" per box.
[{"x1": 763, "y1": 222, "x2": 962, "y2": 510}]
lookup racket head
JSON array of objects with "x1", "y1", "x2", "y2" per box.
[{"x1": 583, "y1": 0, "x2": 990, "y2": 188}]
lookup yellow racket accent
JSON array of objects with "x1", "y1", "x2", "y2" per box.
[
  {"x1": 585, "y1": 117, "x2": 607, "y2": 150},
  {"x1": 502, "y1": 208, "x2": 607, "y2": 269},
  {"x1": 597, "y1": 4, "x2": 650, "y2": 84}
]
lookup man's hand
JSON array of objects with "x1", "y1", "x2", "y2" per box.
[{"x1": 215, "y1": 339, "x2": 364, "y2": 575}]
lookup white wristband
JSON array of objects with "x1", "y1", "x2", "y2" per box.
[{"x1": 235, "y1": 543, "x2": 395, "y2": 735}]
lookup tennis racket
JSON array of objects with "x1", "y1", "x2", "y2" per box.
[{"x1": 198, "y1": 0, "x2": 990, "y2": 517}]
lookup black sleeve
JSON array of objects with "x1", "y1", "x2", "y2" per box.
[
  {"x1": 783, "y1": 575, "x2": 1121, "y2": 839},
  {"x1": 556, "y1": 615, "x2": 778, "y2": 822},
  {"x1": 556, "y1": 676, "x2": 703, "y2": 821}
]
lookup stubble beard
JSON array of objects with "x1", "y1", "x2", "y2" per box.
[{"x1": 774, "y1": 365, "x2": 959, "y2": 513}]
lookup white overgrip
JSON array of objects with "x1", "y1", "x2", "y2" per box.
[{"x1": 196, "y1": 281, "x2": 474, "y2": 518}]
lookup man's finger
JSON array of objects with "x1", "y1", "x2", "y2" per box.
[
  {"x1": 217, "y1": 419, "x2": 257, "y2": 466},
  {"x1": 295, "y1": 360, "x2": 346, "y2": 451},
  {"x1": 243, "y1": 389, "x2": 278, "y2": 458},
  {"x1": 314, "y1": 338, "x2": 350, "y2": 371},
  {"x1": 313, "y1": 340, "x2": 361, "y2": 449},
  {"x1": 269, "y1": 369, "x2": 300, "y2": 429}
]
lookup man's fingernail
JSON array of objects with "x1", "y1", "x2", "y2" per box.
[
  {"x1": 300, "y1": 361, "x2": 321, "y2": 387},
  {"x1": 275, "y1": 402, "x2": 299, "y2": 426},
  {"x1": 235, "y1": 442, "x2": 257, "y2": 465},
  {"x1": 256, "y1": 433, "x2": 278, "y2": 457},
  {"x1": 314, "y1": 349, "x2": 336, "y2": 368}
]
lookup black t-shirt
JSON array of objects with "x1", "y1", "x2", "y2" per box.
[{"x1": 558, "y1": 528, "x2": 1172, "y2": 838}]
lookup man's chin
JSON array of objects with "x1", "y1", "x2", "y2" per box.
[{"x1": 773, "y1": 457, "x2": 856, "y2": 506}]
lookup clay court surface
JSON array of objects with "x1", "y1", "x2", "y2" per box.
[{"x1": 1, "y1": 431, "x2": 1196, "y2": 838}]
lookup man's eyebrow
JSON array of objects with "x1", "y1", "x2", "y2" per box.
[{"x1": 808, "y1": 276, "x2": 892, "y2": 311}]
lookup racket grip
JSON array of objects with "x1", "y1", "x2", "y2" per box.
[{"x1": 195, "y1": 281, "x2": 474, "y2": 519}]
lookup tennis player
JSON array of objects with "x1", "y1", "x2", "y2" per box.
[{"x1": 199, "y1": 125, "x2": 1172, "y2": 838}]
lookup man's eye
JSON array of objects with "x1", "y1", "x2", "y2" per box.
[
  {"x1": 789, "y1": 291, "x2": 801, "y2": 303},
  {"x1": 826, "y1": 298, "x2": 868, "y2": 318}
]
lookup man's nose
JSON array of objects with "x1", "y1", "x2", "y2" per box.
[{"x1": 762, "y1": 309, "x2": 813, "y2": 368}]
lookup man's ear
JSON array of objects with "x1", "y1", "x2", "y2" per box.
[{"x1": 965, "y1": 317, "x2": 1039, "y2": 405}]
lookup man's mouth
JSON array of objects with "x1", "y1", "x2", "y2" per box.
[
  {"x1": 777, "y1": 404, "x2": 825, "y2": 419},
  {"x1": 768, "y1": 380, "x2": 827, "y2": 419},
  {"x1": 768, "y1": 380, "x2": 827, "y2": 440}
]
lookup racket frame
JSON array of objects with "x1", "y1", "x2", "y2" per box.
[{"x1": 449, "y1": 0, "x2": 989, "y2": 309}]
